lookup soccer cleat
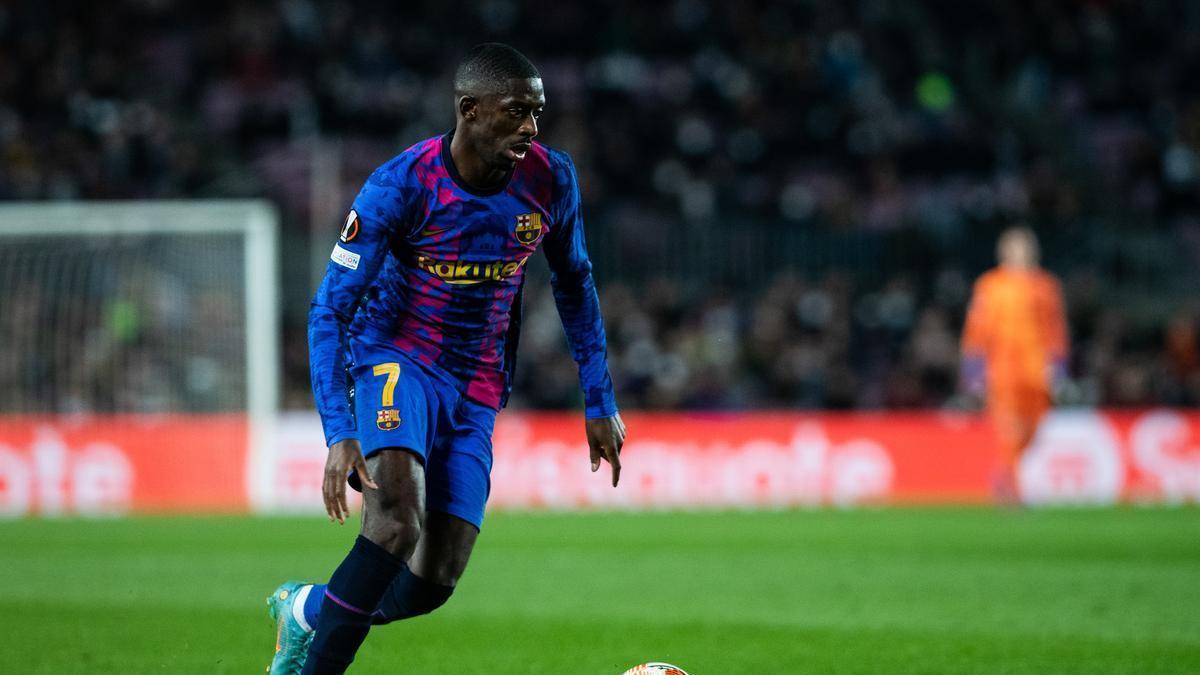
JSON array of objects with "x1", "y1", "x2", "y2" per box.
[{"x1": 267, "y1": 581, "x2": 315, "y2": 675}]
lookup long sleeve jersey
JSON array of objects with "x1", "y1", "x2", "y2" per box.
[
  {"x1": 308, "y1": 132, "x2": 618, "y2": 447},
  {"x1": 962, "y1": 267, "x2": 1068, "y2": 393}
]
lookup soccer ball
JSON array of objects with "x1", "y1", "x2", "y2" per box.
[{"x1": 621, "y1": 664, "x2": 690, "y2": 675}]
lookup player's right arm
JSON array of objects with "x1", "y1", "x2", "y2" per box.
[
  {"x1": 961, "y1": 275, "x2": 992, "y2": 397},
  {"x1": 308, "y1": 163, "x2": 410, "y2": 519}
]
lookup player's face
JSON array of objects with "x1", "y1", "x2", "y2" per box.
[
  {"x1": 477, "y1": 78, "x2": 545, "y2": 169},
  {"x1": 999, "y1": 233, "x2": 1038, "y2": 269}
]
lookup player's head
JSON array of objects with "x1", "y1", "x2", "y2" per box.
[
  {"x1": 997, "y1": 225, "x2": 1039, "y2": 270},
  {"x1": 453, "y1": 43, "x2": 544, "y2": 171}
]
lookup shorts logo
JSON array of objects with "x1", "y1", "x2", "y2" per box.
[
  {"x1": 376, "y1": 409, "x2": 401, "y2": 431},
  {"x1": 340, "y1": 210, "x2": 360, "y2": 243},
  {"x1": 514, "y1": 213, "x2": 543, "y2": 245}
]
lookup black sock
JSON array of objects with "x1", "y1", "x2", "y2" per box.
[
  {"x1": 371, "y1": 564, "x2": 455, "y2": 625},
  {"x1": 303, "y1": 536, "x2": 403, "y2": 674}
]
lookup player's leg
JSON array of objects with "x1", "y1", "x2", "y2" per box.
[
  {"x1": 409, "y1": 510, "x2": 480, "y2": 585},
  {"x1": 303, "y1": 448, "x2": 425, "y2": 675},
  {"x1": 990, "y1": 387, "x2": 1048, "y2": 506},
  {"x1": 298, "y1": 511, "x2": 476, "y2": 628},
  {"x1": 372, "y1": 511, "x2": 478, "y2": 623},
  {"x1": 988, "y1": 392, "x2": 1025, "y2": 505},
  {"x1": 360, "y1": 449, "x2": 427, "y2": 557},
  {"x1": 270, "y1": 346, "x2": 439, "y2": 674},
  {"x1": 303, "y1": 508, "x2": 477, "y2": 629},
  {"x1": 373, "y1": 396, "x2": 494, "y2": 624},
  {"x1": 996, "y1": 415, "x2": 1031, "y2": 472}
]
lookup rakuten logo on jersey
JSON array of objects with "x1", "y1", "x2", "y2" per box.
[
  {"x1": 414, "y1": 254, "x2": 529, "y2": 284},
  {"x1": 0, "y1": 428, "x2": 133, "y2": 517}
]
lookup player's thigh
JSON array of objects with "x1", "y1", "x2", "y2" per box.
[
  {"x1": 408, "y1": 510, "x2": 480, "y2": 587},
  {"x1": 361, "y1": 448, "x2": 427, "y2": 554},
  {"x1": 425, "y1": 398, "x2": 495, "y2": 530},
  {"x1": 414, "y1": 399, "x2": 495, "y2": 585},
  {"x1": 991, "y1": 408, "x2": 1042, "y2": 454},
  {"x1": 999, "y1": 387, "x2": 1049, "y2": 436}
]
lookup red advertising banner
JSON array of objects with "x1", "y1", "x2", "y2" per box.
[
  {"x1": 488, "y1": 410, "x2": 1200, "y2": 508},
  {"x1": 0, "y1": 415, "x2": 249, "y2": 516},
  {"x1": 2, "y1": 410, "x2": 1199, "y2": 516},
  {"x1": 487, "y1": 412, "x2": 995, "y2": 509}
]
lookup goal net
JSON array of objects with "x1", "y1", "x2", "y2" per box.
[{"x1": 0, "y1": 201, "x2": 280, "y2": 506}]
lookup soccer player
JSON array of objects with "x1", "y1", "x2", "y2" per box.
[
  {"x1": 265, "y1": 44, "x2": 626, "y2": 674},
  {"x1": 961, "y1": 226, "x2": 1068, "y2": 504}
]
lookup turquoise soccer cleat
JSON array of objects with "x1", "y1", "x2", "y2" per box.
[{"x1": 267, "y1": 581, "x2": 316, "y2": 675}]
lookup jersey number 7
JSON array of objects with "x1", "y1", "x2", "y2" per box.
[{"x1": 372, "y1": 363, "x2": 401, "y2": 430}]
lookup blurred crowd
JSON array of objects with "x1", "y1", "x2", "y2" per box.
[
  {"x1": 3, "y1": 0, "x2": 1200, "y2": 411},
  {"x1": 510, "y1": 267, "x2": 1200, "y2": 412}
]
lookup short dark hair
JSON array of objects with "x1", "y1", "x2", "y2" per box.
[{"x1": 454, "y1": 43, "x2": 540, "y2": 97}]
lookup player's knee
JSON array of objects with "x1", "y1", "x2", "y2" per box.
[
  {"x1": 421, "y1": 555, "x2": 469, "y2": 587},
  {"x1": 363, "y1": 509, "x2": 423, "y2": 559},
  {"x1": 410, "y1": 580, "x2": 454, "y2": 616},
  {"x1": 399, "y1": 569, "x2": 456, "y2": 617},
  {"x1": 372, "y1": 566, "x2": 456, "y2": 625}
]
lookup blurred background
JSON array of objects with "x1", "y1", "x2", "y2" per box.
[{"x1": 4, "y1": 0, "x2": 1200, "y2": 417}]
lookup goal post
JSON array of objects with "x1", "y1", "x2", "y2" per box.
[{"x1": 0, "y1": 200, "x2": 281, "y2": 510}]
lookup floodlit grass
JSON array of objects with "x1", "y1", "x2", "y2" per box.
[{"x1": 1, "y1": 508, "x2": 1197, "y2": 673}]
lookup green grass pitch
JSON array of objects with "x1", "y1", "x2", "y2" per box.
[{"x1": 1, "y1": 508, "x2": 1197, "y2": 673}]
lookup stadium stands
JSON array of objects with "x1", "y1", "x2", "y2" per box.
[{"x1": 2, "y1": 0, "x2": 1198, "y2": 411}]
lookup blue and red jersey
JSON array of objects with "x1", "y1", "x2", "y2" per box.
[{"x1": 308, "y1": 132, "x2": 618, "y2": 447}]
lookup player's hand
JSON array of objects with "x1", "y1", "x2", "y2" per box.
[
  {"x1": 960, "y1": 355, "x2": 987, "y2": 399},
  {"x1": 323, "y1": 439, "x2": 378, "y2": 524},
  {"x1": 586, "y1": 413, "x2": 626, "y2": 487},
  {"x1": 1049, "y1": 357, "x2": 1070, "y2": 403}
]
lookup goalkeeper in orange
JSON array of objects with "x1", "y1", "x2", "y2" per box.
[{"x1": 961, "y1": 226, "x2": 1069, "y2": 504}]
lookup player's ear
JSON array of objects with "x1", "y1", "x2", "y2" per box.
[{"x1": 457, "y1": 95, "x2": 478, "y2": 122}]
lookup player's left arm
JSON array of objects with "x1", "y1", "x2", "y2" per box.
[
  {"x1": 1041, "y1": 274, "x2": 1070, "y2": 392},
  {"x1": 543, "y1": 152, "x2": 624, "y2": 486}
]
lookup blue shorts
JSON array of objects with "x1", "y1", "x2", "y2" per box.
[{"x1": 347, "y1": 336, "x2": 496, "y2": 530}]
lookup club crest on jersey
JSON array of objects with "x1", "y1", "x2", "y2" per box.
[
  {"x1": 340, "y1": 210, "x2": 360, "y2": 243},
  {"x1": 514, "y1": 213, "x2": 543, "y2": 245},
  {"x1": 376, "y1": 409, "x2": 401, "y2": 431}
]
